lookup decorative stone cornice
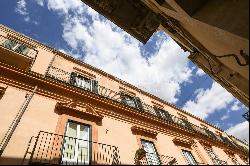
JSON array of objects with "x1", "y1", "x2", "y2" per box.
[
  {"x1": 224, "y1": 149, "x2": 236, "y2": 156},
  {"x1": 172, "y1": 137, "x2": 195, "y2": 146},
  {"x1": 55, "y1": 101, "x2": 104, "y2": 122},
  {"x1": 131, "y1": 126, "x2": 158, "y2": 138},
  {"x1": 73, "y1": 66, "x2": 96, "y2": 79},
  {"x1": 199, "y1": 140, "x2": 212, "y2": 147}
]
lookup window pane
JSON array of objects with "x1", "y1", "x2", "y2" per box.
[
  {"x1": 78, "y1": 125, "x2": 90, "y2": 163},
  {"x1": 159, "y1": 110, "x2": 166, "y2": 119},
  {"x1": 75, "y1": 76, "x2": 83, "y2": 87},
  {"x1": 15, "y1": 44, "x2": 30, "y2": 55},
  {"x1": 182, "y1": 150, "x2": 197, "y2": 165},
  {"x1": 141, "y1": 140, "x2": 161, "y2": 165},
  {"x1": 62, "y1": 122, "x2": 90, "y2": 165},
  {"x1": 84, "y1": 79, "x2": 91, "y2": 90},
  {"x1": 74, "y1": 75, "x2": 91, "y2": 91},
  {"x1": 2, "y1": 39, "x2": 18, "y2": 50},
  {"x1": 91, "y1": 80, "x2": 99, "y2": 94},
  {"x1": 121, "y1": 95, "x2": 136, "y2": 107},
  {"x1": 63, "y1": 122, "x2": 77, "y2": 160}
]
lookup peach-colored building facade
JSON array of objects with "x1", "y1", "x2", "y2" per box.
[{"x1": 0, "y1": 24, "x2": 248, "y2": 165}]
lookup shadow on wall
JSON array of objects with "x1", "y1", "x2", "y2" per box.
[{"x1": 0, "y1": 157, "x2": 28, "y2": 165}]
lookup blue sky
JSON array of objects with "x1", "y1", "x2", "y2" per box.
[{"x1": 0, "y1": 0, "x2": 248, "y2": 142}]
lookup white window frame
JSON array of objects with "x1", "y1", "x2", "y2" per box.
[
  {"x1": 141, "y1": 140, "x2": 161, "y2": 165},
  {"x1": 61, "y1": 121, "x2": 90, "y2": 165}
]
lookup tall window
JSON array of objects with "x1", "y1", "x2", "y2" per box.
[
  {"x1": 62, "y1": 121, "x2": 90, "y2": 165},
  {"x1": 120, "y1": 93, "x2": 137, "y2": 108},
  {"x1": 1, "y1": 39, "x2": 30, "y2": 55},
  {"x1": 154, "y1": 108, "x2": 169, "y2": 120},
  {"x1": 120, "y1": 93, "x2": 143, "y2": 110},
  {"x1": 182, "y1": 150, "x2": 197, "y2": 165},
  {"x1": 70, "y1": 72, "x2": 98, "y2": 93},
  {"x1": 158, "y1": 109, "x2": 166, "y2": 119},
  {"x1": 205, "y1": 147, "x2": 224, "y2": 165},
  {"x1": 141, "y1": 140, "x2": 161, "y2": 165}
]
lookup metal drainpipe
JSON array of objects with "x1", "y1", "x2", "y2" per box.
[
  {"x1": 0, "y1": 86, "x2": 37, "y2": 156},
  {"x1": 44, "y1": 54, "x2": 56, "y2": 77}
]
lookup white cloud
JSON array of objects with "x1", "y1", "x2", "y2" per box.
[
  {"x1": 34, "y1": 0, "x2": 44, "y2": 6},
  {"x1": 231, "y1": 101, "x2": 241, "y2": 111},
  {"x1": 196, "y1": 68, "x2": 205, "y2": 76},
  {"x1": 226, "y1": 121, "x2": 249, "y2": 143},
  {"x1": 24, "y1": 16, "x2": 30, "y2": 22},
  {"x1": 36, "y1": 0, "x2": 193, "y2": 103},
  {"x1": 230, "y1": 100, "x2": 247, "y2": 111},
  {"x1": 183, "y1": 82, "x2": 237, "y2": 119},
  {"x1": 15, "y1": 0, "x2": 28, "y2": 15},
  {"x1": 220, "y1": 113, "x2": 230, "y2": 121},
  {"x1": 15, "y1": 0, "x2": 34, "y2": 23},
  {"x1": 46, "y1": 0, "x2": 84, "y2": 14}
]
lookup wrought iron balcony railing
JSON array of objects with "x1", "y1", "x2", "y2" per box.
[
  {"x1": 22, "y1": 131, "x2": 121, "y2": 165},
  {"x1": 45, "y1": 66, "x2": 249, "y2": 154},
  {"x1": 137, "y1": 152, "x2": 178, "y2": 165},
  {"x1": 0, "y1": 35, "x2": 37, "y2": 70},
  {"x1": 242, "y1": 111, "x2": 249, "y2": 121},
  {"x1": 212, "y1": 158, "x2": 227, "y2": 165},
  {"x1": 0, "y1": 35, "x2": 37, "y2": 59}
]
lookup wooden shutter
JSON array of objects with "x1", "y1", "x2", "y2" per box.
[
  {"x1": 70, "y1": 72, "x2": 77, "y2": 85},
  {"x1": 91, "y1": 80, "x2": 99, "y2": 94}
]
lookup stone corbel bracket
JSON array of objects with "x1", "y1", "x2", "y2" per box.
[
  {"x1": 131, "y1": 126, "x2": 158, "y2": 139},
  {"x1": 55, "y1": 101, "x2": 104, "y2": 123},
  {"x1": 172, "y1": 136, "x2": 195, "y2": 147}
]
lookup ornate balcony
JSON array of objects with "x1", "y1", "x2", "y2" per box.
[
  {"x1": 45, "y1": 66, "x2": 249, "y2": 155},
  {"x1": 137, "y1": 152, "x2": 178, "y2": 165},
  {"x1": 212, "y1": 158, "x2": 227, "y2": 165},
  {"x1": 0, "y1": 35, "x2": 37, "y2": 70},
  {"x1": 22, "y1": 131, "x2": 121, "y2": 165},
  {"x1": 134, "y1": 148, "x2": 177, "y2": 165}
]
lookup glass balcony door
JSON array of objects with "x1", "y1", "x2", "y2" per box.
[
  {"x1": 141, "y1": 140, "x2": 161, "y2": 165},
  {"x1": 62, "y1": 121, "x2": 90, "y2": 165},
  {"x1": 75, "y1": 75, "x2": 91, "y2": 90},
  {"x1": 70, "y1": 72, "x2": 92, "y2": 91},
  {"x1": 182, "y1": 150, "x2": 197, "y2": 165}
]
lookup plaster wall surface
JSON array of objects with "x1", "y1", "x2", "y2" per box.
[
  {"x1": 0, "y1": 86, "x2": 27, "y2": 142},
  {"x1": 97, "y1": 117, "x2": 138, "y2": 165},
  {"x1": 0, "y1": 94, "x2": 58, "y2": 165}
]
